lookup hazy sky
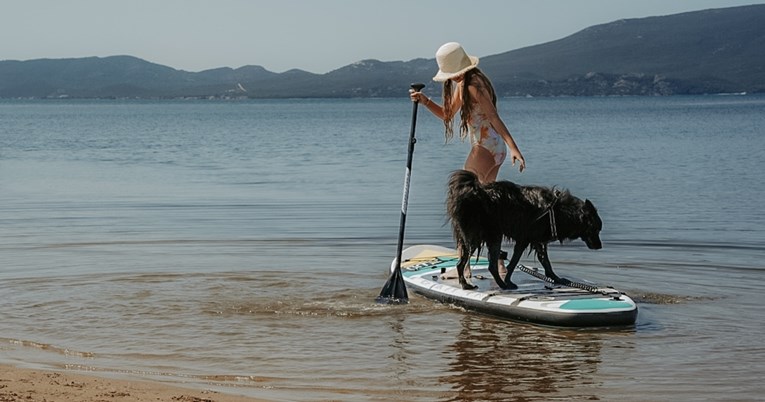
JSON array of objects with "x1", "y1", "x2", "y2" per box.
[{"x1": 2, "y1": 0, "x2": 763, "y2": 73}]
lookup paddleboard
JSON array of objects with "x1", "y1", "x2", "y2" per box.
[{"x1": 394, "y1": 245, "x2": 637, "y2": 327}]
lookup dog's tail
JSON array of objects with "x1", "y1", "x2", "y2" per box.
[
  {"x1": 447, "y1": 169, "x2": 482, "y2": 205},
  {"x1": 446, "y1": 169, "x2": 487, "y2": 258}
]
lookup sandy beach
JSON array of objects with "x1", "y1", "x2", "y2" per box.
[{"x1": 0, "y1": 365, "x2": 268, "y2": 402}]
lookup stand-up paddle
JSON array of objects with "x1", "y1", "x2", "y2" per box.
[{"x1": 377, "y1": 83, "x2": 426, "y2": 304}]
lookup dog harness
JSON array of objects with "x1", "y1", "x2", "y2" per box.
[{"x1": 535, "y1": 193, "x2": 560, "y2": 240}]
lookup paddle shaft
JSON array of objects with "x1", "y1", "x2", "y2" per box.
[
  {"x1": 394, "y1": 83, "x2": 426, "y2": 272},
  {"x1": 376, "y1": 83, "x2": 424, "y2": 304}
]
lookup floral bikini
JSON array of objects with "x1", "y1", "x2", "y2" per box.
[{"x1": 468, "y1": 103, "x2": 507, "y2": 166}]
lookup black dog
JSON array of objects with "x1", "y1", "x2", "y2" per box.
[{"x1": 446, "y1": 170, "x2": 603, "y2": 290}]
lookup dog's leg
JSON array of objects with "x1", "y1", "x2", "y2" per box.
[
  {"x1": 456, "y1": 242, "x2": 478, "y2": 290},
  {"x1": 501, "y1": 242, "x2": 526, "y2": 290},
  {"x1": 486, "y1": 240, "x2": 507, "y2": 289},
  {"x1": 532, "y1": 243, "x2": 566, "y2": 284}
]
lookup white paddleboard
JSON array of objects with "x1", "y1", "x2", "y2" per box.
[{"x1": 394, "y1": 245, "x2": 637, "y2": 327}]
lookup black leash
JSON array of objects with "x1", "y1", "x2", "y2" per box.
[{"x1": 517, "y1": 264, "x2": 623, "y2": 298}]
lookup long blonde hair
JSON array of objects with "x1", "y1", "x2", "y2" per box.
[{"x1": 442, "y1": 67, "x2": 497, "y2": 142}]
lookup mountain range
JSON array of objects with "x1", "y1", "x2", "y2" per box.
[{"x1": 1, "y1": 4, "x2": 763, "y2": 99}]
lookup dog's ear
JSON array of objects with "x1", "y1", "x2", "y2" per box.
[{"x1": 584, "y1": 199, "x2": 597, "y2": 211}]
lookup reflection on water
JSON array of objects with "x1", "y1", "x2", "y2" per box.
[{"x1": 442, "y1": 315, "x2": 624, "y2": 401}]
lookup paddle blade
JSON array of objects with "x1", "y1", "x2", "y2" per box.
[{"x1": 376, "y1": 267, "x2": 408, "y2": 304}]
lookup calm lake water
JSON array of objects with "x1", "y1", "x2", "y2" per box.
[{"x1": 1, "y1": 95, "x2": 764, "y2": 401}]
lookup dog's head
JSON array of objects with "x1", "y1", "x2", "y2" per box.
[{"x1": 581, "y1": 199, "x2": 603, "y2": 250}]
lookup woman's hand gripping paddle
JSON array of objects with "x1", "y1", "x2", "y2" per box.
[{"x1": 376, "y1": 83, "x2": 426, "y2": 304}]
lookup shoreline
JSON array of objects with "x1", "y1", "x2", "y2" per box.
[{"x1": 0, "y1": 364, "x2": 270, "y2": 402}]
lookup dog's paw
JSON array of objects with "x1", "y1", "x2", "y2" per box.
[
  {"x1": 554, "y1": 277, "x2": 571, "y2": 286},
  {"x1": 461, "y1": 282, "x2": 478, "y2": 290},
  {"x1": 500, "y1": 281, "x2": 518, "y2": 290}
]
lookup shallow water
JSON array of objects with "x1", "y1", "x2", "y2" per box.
[{"x1": 1, "y1": 96, "x2": 764, "y2": 401}]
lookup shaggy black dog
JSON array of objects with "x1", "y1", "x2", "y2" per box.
[{"x1": 446, "y1": 170, "x2": 603, "y2": 290}]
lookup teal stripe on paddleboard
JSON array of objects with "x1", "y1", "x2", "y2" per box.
[
  {"x1": 560, "y1": 299, "x2": 633, "y2": 311},
  {"x1": 402, "y1": 256, "x2": 489, "y2": 277}
]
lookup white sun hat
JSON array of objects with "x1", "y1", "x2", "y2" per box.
[{"x1": 432, "y1": 42, "x2": 480, "y2": 82}]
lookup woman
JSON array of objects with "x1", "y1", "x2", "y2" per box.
[
  {"x1": 410, "y1": 42, "x2": 525, "y2": 183},
  {"x1": 410, "y1": 42, "x2": 525, "y2": 278}
]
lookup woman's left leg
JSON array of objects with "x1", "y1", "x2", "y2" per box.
[{"x1": 464, "y1": 146, "x2": 508, "y2": 277}]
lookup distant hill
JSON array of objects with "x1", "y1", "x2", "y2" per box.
[
  {"x1": 1, "y1": 4, "x2": 763, "y2": 98},
  {"x1": 480, "y1": 4, "x2": 765, "y2": 96}
]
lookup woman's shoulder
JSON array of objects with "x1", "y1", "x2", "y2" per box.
[
  {"x1": 466, "y1": 81, "x2": 492, "y2": 105},
  {"x1": 467, "y1": 75, "x2": 491, "y2": 95}
]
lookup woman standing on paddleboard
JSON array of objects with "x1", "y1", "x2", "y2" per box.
[
  {"x1": 410, "y1": 42, "x2": 525, "y2": 183},
  {"x1": 410, "y1": 42, "x2": 526, "y2": 275}
]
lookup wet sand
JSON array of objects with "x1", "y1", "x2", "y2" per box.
[{"x1": 0, "y1": 364, "x2": 268, "y2": 402}]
